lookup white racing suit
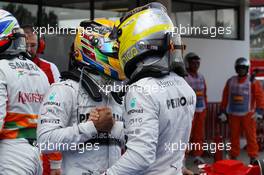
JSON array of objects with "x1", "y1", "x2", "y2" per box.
[
  {"x1": 37, "y1": 72, "x2": 124, "y2": 175},
  {"x1": 0, "y1": 55, "x2": 49, "y2": 174},
  {"x1": 106, "y1": 72, "x2": 196, "y2": 175}
]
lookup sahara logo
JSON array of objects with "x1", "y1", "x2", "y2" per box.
[{"x1": 9, "y1": 61, "x2": 39, "y2": 71}]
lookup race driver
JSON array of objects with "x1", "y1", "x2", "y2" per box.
[
  {"x1": 23, "y1": 25, "x2": 61, "y2": 84},
  {"x1": 0, "y1": 9, "x2": 49, "y2": 174},
  {"x1": 37, "y1": 19, "x2": 125, "y2": 175},
  {"x1": 103, "y1": 2, "x2": 196, "y2": 175}
]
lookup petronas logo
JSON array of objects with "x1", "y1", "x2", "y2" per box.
[
  {"x1": 130, "y1": 98, "x2": 136, "y2": 108},
  {"x1": 49, "y1": 92, "x2": 56, "y2": 101}
]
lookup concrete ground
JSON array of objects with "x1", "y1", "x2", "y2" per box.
[{"x1": 185, "y1": 149, "x2": 264, "y2": 174}]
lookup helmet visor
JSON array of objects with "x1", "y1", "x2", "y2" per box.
[
  {"x1": 99, "y1": 38, "x2": 118, "y2": 58},
  {"x1": 170, "y1": 33, "x2": 185, "y2": 64}
]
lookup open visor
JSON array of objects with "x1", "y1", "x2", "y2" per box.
[
  {"x1": 0, "y1": 28, "x2": 26, "y2": 54},
  {"x1": 169, "y1": 33, "x2": 185, "y2": 65},
  {"x1": 167, "y1": 33, "x2": 187, "y2": 76},
  {"x1": 10, "y1": 28, "x2": 26, "y2": 51}
]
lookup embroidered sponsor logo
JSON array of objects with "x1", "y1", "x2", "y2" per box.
[
  {"x1": 49, "y1": 92, "x2": 56, "y2": 101},
  {"x1": 79, "y1": 113, "x2": 90, "y2": 123},
  {"x1": 43, "y1": 101, "x2": 61, "y2": 107},
  {"x1": 128, "y1": 97, "x2": 143, "y2": 114},
  {"x1": 157, "y1": 78, "x2": 183, "y2": 88},
  {"x1": 130, "y1": 98, "x2": 137, "y2": 108},
  {"x1": 92, "y1": 132, "x2": 109, "y2": 139},
  {"x1": 18, "y1": 91, "x2": 44, "y2": 104},
  {"x1": 41, "y1": 119, "x2": 60, "y2": 124},
  {"x1": 125, "y1": 128, "x2": 141, "y2": 135},
  {"x1": 79, "y1": 113, "x2": 122, "y2": 123},
  {"x1": 9, "y1": 61, "x2": 39, "y2": 71},
  {"x1": 128, "y1": 117, "x2": 142, "y2": 126},
  {"x1": 16, "y1": 69, "x2": 40, "y2": 77},
  {"x1": 41, "y1": 108, "x2": 60, "y2": 116},
  {"x1": 167, "y1": 96, "x2": 195, "y2": 109},
  {"x1": 17, "y1": 69, "x2": 26, "y2": 77},
  {"x1": 128, "y1": 108, "x2": 143, "y2": 115}
]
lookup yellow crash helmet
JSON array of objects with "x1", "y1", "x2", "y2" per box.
[
  {"x1": 74, "y1": 18, "x2": 125, "y2": 81},
  {"x1": 114, "y1": 2, "x2": 184, "y2": 78}
]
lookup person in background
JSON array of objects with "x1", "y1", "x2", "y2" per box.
[
  {"x1": 22, "y1": 25, "x2": 60, "y2": 84},
  {"x1": 218, "y1": 57, "x2": 264, "y2": 164},
  {"x1": 0, "y1": 9, "x2": 49, "y2": 174},
  {"x1": 184, "y1": 52, "x2": 207, "y2": 164},
  {"x1": 22, "y1": 25, "x2": 61, "y2": 175}
]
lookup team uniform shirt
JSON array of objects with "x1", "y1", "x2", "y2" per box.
[
  {"x1": 0, "y1": 56, "x2": 49, "y2": 174},
  {"x1": 185, "y1": 73, "x2": 207, "y2": 112},
  {"x1": 37, "y1": 76, "x2": 124, "y2": 175},
  {"x1": 33, "y1": 56, "x2": 62, "y2": 171},
  {"x1": 107, "y1": 72, "x2": 196, "y2": 175},
  {"x1": 33, "y1": 57, "x2": 60, "y2": 84},
  {"x1": 221, "y1": 75, "x2": 264, "y2": 116}
]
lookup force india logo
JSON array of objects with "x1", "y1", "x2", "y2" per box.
[{"x1": 18, "y1": 91, "x2": 44, "y2": 104}]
